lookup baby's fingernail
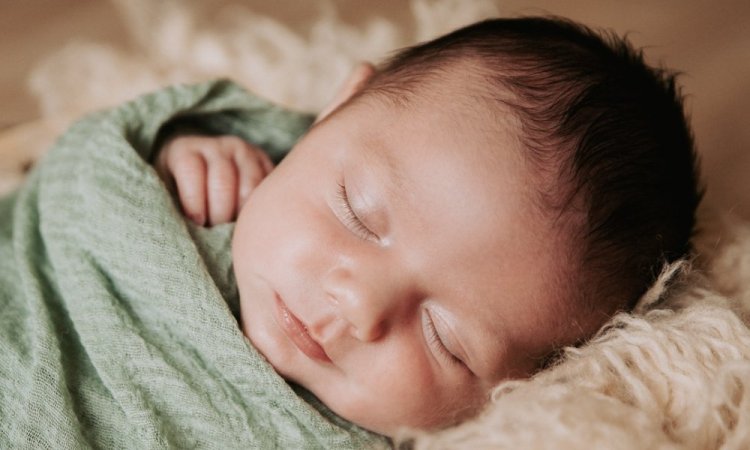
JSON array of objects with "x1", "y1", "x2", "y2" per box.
[{"x1": 191, "y1": 213, "x2": 205, "y2": 226}]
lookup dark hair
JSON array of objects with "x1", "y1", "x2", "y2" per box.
[{"x1": 364, "y1": 17, "x2": 702, "y2": 311}]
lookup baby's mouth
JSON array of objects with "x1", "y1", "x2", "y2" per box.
[{"x1": 273, "y1": 293, "x2": 332, "y2": 363}]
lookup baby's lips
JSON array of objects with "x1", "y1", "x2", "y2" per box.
[{"x1": 274, "y1": 293, "x2": 332, "y2": 363}]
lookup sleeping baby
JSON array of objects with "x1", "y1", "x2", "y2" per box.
[{"x1": 0, "y1": 16, "x2": 700, "y2": 448}]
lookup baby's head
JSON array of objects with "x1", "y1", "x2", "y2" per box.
[{"x1": 232, "y1": 17, "x2": 700, "y2": 436}]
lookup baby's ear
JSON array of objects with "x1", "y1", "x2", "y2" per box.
[{"x1": 315, "y1": 62, "x2": 375, "y2": 124}]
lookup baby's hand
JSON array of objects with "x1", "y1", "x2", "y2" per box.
[{"x1": 155, "y1": 135, "x2": 274, "y2": 226}]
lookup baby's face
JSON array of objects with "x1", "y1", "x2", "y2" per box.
[{"x1": 232, "y1": 88, "x2": 577, "y2": 435}]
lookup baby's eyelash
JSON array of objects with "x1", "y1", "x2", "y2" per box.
[
  {"x1": 422, "y1": 310, "x2": 463, "y2": 367},
  {"x1": 336, "y1": 182, "x2": 378, "y2": 241}
]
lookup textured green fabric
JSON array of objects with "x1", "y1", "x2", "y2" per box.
[{"x1": 0, "y1": 80, "x2": 388, "y2": 449}]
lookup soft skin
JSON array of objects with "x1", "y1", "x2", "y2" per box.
[{"x1": 230, "y1": 66, "x2": 579, "y2": 435}]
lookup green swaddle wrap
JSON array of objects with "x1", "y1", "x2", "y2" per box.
[{"x1": 0, "y1": 80, "x2": 389, "y2": 449}]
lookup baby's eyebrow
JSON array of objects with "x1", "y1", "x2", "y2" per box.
[{"x1": 359, "y1": 138, "x2": 407, "y2": 197}]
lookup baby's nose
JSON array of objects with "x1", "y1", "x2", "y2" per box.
[
  {"x1": 323, "y1": 266, "x2": 416, "y2": 342},
  {"x1": 306, "y1": 313, "x2": 353, "y2": 345},
  {"x1": 349, "y1": 307, "x2": 386, "y2": 342}
]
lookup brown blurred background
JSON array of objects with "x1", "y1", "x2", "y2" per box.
[{"x1": 1, "y1": 0, "x2": 749, "y2": 217}]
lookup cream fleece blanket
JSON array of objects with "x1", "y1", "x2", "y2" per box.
[{"x1": 4, "y1": 1, "x2": 750, "y2": 448}]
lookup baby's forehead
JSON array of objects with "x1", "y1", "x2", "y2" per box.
[
  {"x1": 357, "y1": 70, "x2": 522, "y2": 145},
  {"x1": 356, "y1": 71, "x2": 579, "y2": 259},
  {"x1": 345, "y1": 69, "x2": 536, "y2": 195}
]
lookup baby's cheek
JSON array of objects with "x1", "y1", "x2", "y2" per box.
[{"x1": 326, "y1": 346, "x2": 482, "y2": 435}]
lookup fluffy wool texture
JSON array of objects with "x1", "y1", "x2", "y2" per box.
[{"x1": 3, "y1": 1, "x2": 750, "y2": 448}]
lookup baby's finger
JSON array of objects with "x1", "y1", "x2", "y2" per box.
[
  {"x1": 205, "y1": 153, "x2": 239, "y2": 226},
  {"x1": 170, "y1": 152, "x2": 208, "y2": 226},
  {"x1": 256, "y1": 147, "x2": 275, "y2": 175},
  {"x1": 234, "y1": 146, "x2": 273, "y2": 213}
]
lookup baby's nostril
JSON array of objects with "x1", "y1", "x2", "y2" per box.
[{"x1": 20, "y1": 159, "x2": 35, "y2": 174}]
